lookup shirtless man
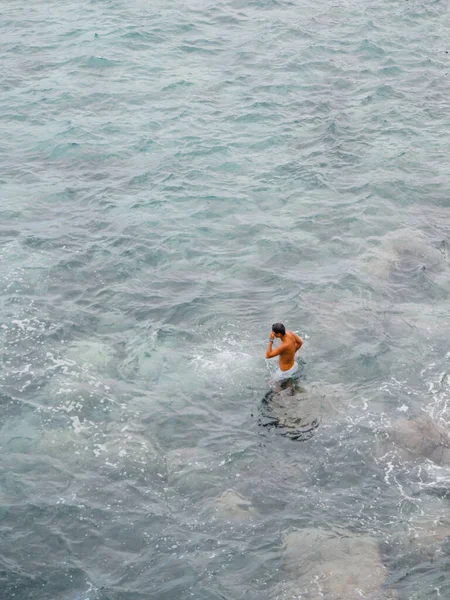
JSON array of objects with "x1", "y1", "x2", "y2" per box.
[{"x1": 265, "y1": 322, "x2": 303, "y2": 381}]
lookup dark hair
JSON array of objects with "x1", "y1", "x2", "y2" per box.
[{"x1": 272, "y1": 322, "x2": 285, "y2": 336}]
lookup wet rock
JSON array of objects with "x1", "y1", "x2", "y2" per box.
[
  {"x1": 382, "y1": 414, "x2": 450, "y2": 465},
  {"x1": 280, "y1": 527, "x2": 395, "y2": 599}
]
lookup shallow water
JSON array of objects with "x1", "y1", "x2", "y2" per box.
[{"x1": 1, "y1": 0, "x2": 450, "y2": 598}]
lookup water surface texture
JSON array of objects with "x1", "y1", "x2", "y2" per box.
[{"x1": 1, "y1": 0, "x2": 450, "y2": 598}]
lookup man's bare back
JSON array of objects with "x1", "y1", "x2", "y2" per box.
[{"x1": 265, "y1": 322, "x2": 303, "y2": 371}]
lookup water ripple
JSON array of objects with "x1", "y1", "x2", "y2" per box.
[{"x1": 1, "y1": 0, "x2": 450, "y2": 598}]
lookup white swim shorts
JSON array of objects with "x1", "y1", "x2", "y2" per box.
[{"x1": 273, "y1": 362, "x2": 299, "y2": 382}]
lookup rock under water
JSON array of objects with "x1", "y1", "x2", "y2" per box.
[
  {"x1": 212, "y1": 489, "x2": 258, "y2": 520},
  {"x1": 261, "y1": 382, "x2": 345, "y2": 441},
  {"x1": 361, "y1": 228, "x2": 446, "y2": 280},
  {"x1": 381, "y1": 414, "x2": 450, "y2": 465},
  {"x1": 279, "y1": 527, "x2": 396, "y2": 600},
  {"x1": 66, "y1": 340, "x2": 114, "y2": 371}
]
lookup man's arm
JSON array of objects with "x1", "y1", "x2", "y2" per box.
[
  {"x1": 293, "y1": 333, "x2": 303, "y2": 352},
  {"x1": 266, "y1": 341, "x2": 287, "y2": 359}
]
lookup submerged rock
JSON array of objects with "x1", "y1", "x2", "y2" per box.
[
  {"x1": 166, "y1": 447, "x2": 212, "y2": 474},
  {"x1": 212, "y1": 489, "x2": 258, "y2": 520},
  {"x1": 362, "y1": 228, "x2": 446, "y2": 280},
  {"x1": 405, "y1": 517, "x2": 450, "y2": 550},
  {"x1": 66, "y1": 340, "x2": 114, "y2": 371},
  {"x1": 382, "y1": 517, "x2": 450, "y2": 575},
  {"x1": 165, "y1": 446, "x2": 216, "y2": 495},
  {"x1": 280, "y1": 527, "x2": 395, "y2": 599},
  {"x1": 38, "y1": 427, "x2": 80, "y2": 456},
  {"x1": 261, "y1": 382, "x2": 345, "y2": 440},
  {"x1": 382, "y1": 414, "x2": 450, "y2": 465},
  {"x1": 96, "y1": 421, "x2": 162, "y2": 476}
]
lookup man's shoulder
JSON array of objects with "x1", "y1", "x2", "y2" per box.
[{"x1": 283, "y1": 332, "x2": 295, "y2": 345}]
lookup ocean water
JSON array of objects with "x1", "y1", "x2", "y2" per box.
[{"x1": 1, "y1": 0, "x2": 450, "y2": 598}]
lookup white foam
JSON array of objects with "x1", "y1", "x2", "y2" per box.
[
  {"x1": 190, "y1": 348, "x2": 255, "y2": 382},
  {"x1": 70, "y1": 416, "x2": 85, "y2": 434}
]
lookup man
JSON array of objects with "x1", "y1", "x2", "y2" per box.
[{"x1": 265, "y1": 323, "x2": 303, "y2": 381}]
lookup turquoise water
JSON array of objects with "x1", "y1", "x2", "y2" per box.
[{"x1": 2, "y1": 0, "x2": 450, "y2": 598}]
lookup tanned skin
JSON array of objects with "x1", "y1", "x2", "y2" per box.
[{"x1": 266, "y1": 329, "x2": 303, "y2": 371}]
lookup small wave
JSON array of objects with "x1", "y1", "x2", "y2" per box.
[{"x1": 84, "y1": 55, "x2": 119, "y2": 68}]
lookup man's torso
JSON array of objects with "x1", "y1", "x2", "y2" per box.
[{"x1": 278, "y1": 331, "x2": 297, "y2": 371}]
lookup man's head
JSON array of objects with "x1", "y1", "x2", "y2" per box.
[{"x1": 272, "y1": 322, "x2": 286, "y2": 338}]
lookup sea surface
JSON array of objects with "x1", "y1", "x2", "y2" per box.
[{"x1": 1, "y1": 0, "x2": 450, "y2": 599}]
